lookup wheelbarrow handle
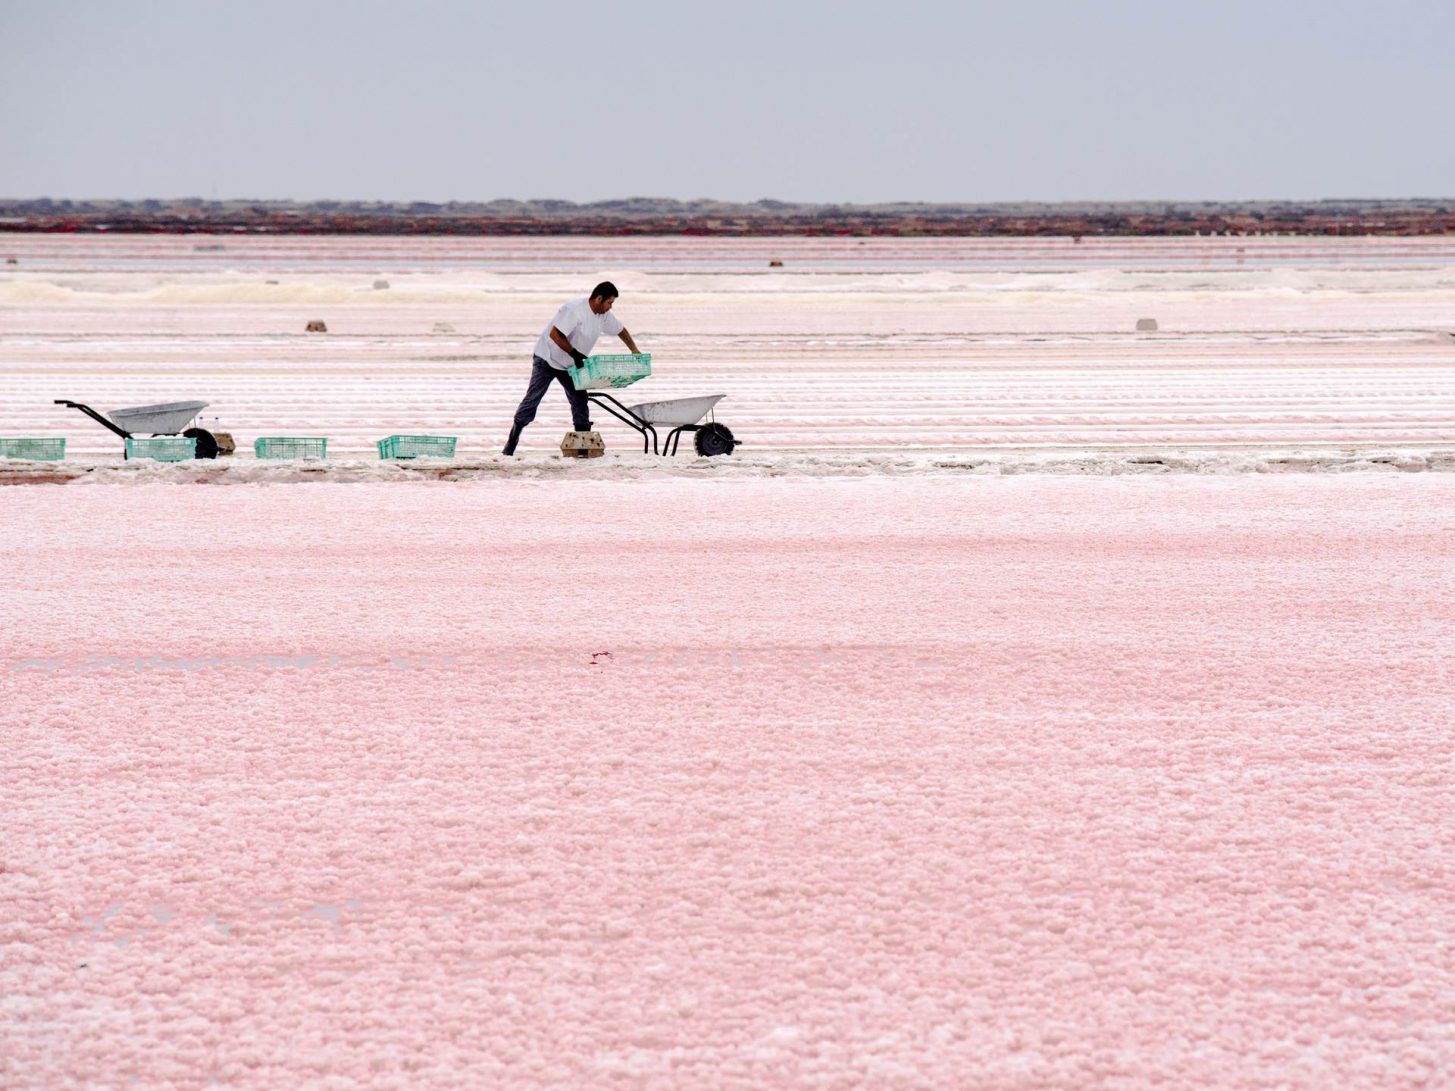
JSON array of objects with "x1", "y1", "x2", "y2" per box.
[{"x1": 54, "y1": 399, "x2": 132, "y2": 439}]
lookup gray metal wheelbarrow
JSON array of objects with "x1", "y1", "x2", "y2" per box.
[
  {"x1": 54, "y1": 399, "x2": 222, "y2": 458},
  {"x1": 586, "y1": 391, "x2": 738, "y2": 456}
]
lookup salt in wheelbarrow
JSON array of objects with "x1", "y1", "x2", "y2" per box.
[
  {"x1": 54, "y1": 399, "x2": 224, "y2": 459},
  {"x1": 573, "y1": 354, "x2": 739, "y2": 456}
]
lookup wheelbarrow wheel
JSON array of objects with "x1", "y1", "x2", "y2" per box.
[
  {"x1": 183, "y1": 427, "x2": 219, "y2": 459},
  {"x1": 694, "y1": 423, "x2": 736, "y2": 457}
]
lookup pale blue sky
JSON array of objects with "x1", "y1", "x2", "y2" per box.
[{"x1": 2, "y1": 0, "x2": 1451, "y2": 202}]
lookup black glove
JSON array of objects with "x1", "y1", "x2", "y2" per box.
[{"x1": 571, "y1": 349, "x2": 587, "y2": 368}]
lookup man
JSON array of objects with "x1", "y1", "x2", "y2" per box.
[{"x1": 503, "y1": 281, "x2": 642, "y2": 455}]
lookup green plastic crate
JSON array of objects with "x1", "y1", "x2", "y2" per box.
[
  {"x1": 0, "y1": 437, "x2": 66, "y2": 461},
  {"x1": 569, "y1": 352, "x2": 652, "y2": 391},
  {"x1": 377, "y1": 434, "x2": 457, "y2": 459},
  {"x1": 125, "y1": 436, "x2": 195, "y2": 462},
  {"x1": 255, "y1": 436, "x2": 328, "y2": 460}
]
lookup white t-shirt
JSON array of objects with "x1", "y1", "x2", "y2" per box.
[{"x1": 534, "y1": 297, "x2": 625, "y2": 370}]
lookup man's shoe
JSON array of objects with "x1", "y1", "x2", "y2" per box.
[{"x1": 502, "y1": 424, "x2": 522, "y2": 456}]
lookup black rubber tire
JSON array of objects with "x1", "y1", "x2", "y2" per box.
[
  {"x1": 183, "y1": 427, "x2": 219, "y2": 459},
  {"x1": 694, "y1": 422, "x2": 736, "y2": 457}
]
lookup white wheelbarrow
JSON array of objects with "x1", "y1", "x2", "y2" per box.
[
  {"x1": 54, "y1": 399, "x2": 221, "y2": 458},
  {"x1": 586, "y1": 391, "x2": 738, "y2": 456}
]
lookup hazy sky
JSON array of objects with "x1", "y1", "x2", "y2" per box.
[{"x1": 2, "y1": 0, "x2": 1451, "y2": 203}]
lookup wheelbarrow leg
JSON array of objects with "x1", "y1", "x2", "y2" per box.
[{"x1": 586, "y1": 391, "x2": 660, "y2": 454}]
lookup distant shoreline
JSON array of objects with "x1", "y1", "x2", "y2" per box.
[{"x1": 2, "y1": 198, "x2": 1452, "y2": 237}]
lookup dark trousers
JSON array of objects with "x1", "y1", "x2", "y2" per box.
[{"x1": 512, "y1": 355, "x2": 592, "y2": 432}]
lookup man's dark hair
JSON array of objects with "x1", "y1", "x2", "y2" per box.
[{"x1": 590, "y1": 281, "x2": 619, "y2": 301}]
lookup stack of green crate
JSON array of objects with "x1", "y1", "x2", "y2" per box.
[
  {"x1": 126, "y1": 436, "x2": 195, "y2": 461},
  {"x1": 377, "y1": 434, "x2": 457, "y2": 459},
  {"x1": 255, "y1": 437, "x2": 328, "y2": 460},
  {"x1": 0, "y1": 438, "x2": 66, "y2": 461}
]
